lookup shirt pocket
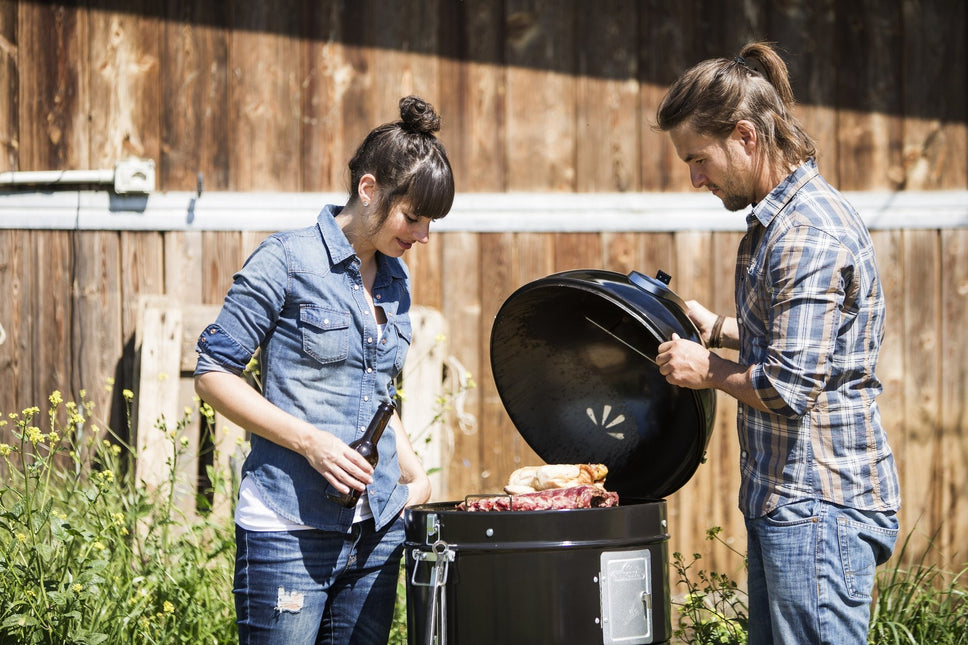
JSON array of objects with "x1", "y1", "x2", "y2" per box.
[
  {"x1": 299, "y1": 305, "x2": 350, "y2": 365},
  {"x1": 389, "y1": 317, "x2": 413, "y2": 374}
]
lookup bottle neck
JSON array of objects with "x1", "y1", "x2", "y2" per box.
[{"x1": 360, "y1": 402, "x2": 394, "y2": 444}]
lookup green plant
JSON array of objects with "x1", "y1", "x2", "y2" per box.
[
  {"x1": 868, "y1": 531, "x2": 968, "y2": 645},
  {"x1": 671, "y1": 527, "x2": 749, "y2": 645},
  {"x1": 0, "y1": 389, "x2": 237, "y2": 644},
  {"x1": 672, "y1": 525, "x2": 968, "y2": 645}
]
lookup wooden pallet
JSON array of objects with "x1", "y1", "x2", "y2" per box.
[{"x1": 132, "y1": 296, "x2": 451, "y2": 523}]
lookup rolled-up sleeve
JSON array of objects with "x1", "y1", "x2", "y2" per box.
[
  {"x1": 752, "y1": 223, "x2": 849, "y2": 418},
  {"x1": 194, "y1": 236, "x2": 289, "y2": 376}
]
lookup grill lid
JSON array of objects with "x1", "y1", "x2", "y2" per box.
[{"x1": 489, "y1": 269, "x2": 716, "y2": 500}]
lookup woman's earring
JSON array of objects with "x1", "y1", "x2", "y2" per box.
[{"x1": 362, "y1": 200, "x2": 370, "y2": 207}]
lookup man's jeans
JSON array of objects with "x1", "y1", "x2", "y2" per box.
[
  {"x1": 234, "y1": 518, "x2": 405, "y2": 645},
  {"x1": 745, "y1": 499, "x2": 898, "y2": 645}
]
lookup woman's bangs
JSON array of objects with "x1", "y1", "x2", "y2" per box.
[{"x1": 407, "y1": 163, "x2": 455, "y2": 220}]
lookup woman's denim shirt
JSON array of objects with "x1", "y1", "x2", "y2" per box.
[{"x1": 194, "y1": 205, "x2": 413, "y2": 531}]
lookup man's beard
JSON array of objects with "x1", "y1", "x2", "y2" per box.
[{"x1": 720, "y1": 191, "x2": 753, "y2": 212}]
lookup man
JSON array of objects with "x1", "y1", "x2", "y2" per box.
[{"x1": 653, "y1": 42, "x2": 901, "y2": 645}]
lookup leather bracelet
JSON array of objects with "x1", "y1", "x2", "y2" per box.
[{"x1": 709, "y1": 315, "x2": 725, "y2": 348}]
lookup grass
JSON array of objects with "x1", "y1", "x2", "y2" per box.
[
  {"x1": 671, "y1": 526, "x2": 968, "y2": 645},
  {"x1": 1, "y1": 388, "x2": 965, "y2": 644}
]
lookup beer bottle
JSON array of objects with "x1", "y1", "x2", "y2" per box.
[{"x1": 328, "y1": 400, "x2": 395, "y2": 508}]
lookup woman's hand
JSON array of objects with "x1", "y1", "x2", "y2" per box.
[
  {"x1": 195, "y1": 370, "x2": 373, "y2": 494},
  {"x1": 297, "y1": 428, "x2": 374, "y2": 495}
]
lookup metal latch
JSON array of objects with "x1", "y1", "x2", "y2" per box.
[
  {"x1": 412, "y1": 540, "x2": 455, "y2": 645},
  {"x1": 410, "y1": 540, "x2": 455, "y2": 587}
]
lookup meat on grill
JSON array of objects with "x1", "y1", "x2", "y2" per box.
[{"x1": 457, "y1": 484, "x2": 619, "y2": 512}]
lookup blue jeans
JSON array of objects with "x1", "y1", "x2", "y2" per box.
[
  {"x1": 234, "y1": 518, "x2": 405, "y2": 645},
  {"x1": 745, "y1": 499, "x2": 898, "y2": 645}
]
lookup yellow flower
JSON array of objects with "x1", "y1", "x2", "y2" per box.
[
  {"x1": 47, "y1": 431, "x2": 59, "y2": 445},
  {"x1": 163, "y1": 601, "x2": 175, "y2": 613},
  {"x1": 72, "y1": 583, "x2": 83, "y2": 593},
  {"x1": 92, "y1": 541, "x2": 105, "y2": 551},
  {"x1": 0, "y1": 444, "x2": 10, "y2": 457},
  {"x1": 16, "y1": 533, "x2": 26, "y2": 542},
  {"x1": 26, "y1": 426, "x2": 44, "y2": 445},
  {"x1": 49, "y1": 391, "x2": 63, "y2": 406},
  {"x1": 111, "y1": 444, "x2": 121, "y2": 456},
  {"x1": 122, "y1": 389, "x2": 134, "y2": 401},
  {"x1": 179, "y1": 436, "x2": 190, "y2": 448}
]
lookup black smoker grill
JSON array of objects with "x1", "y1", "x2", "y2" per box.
[{"x1": 405, "y1": 270, "x2": 716, "y2": 645}]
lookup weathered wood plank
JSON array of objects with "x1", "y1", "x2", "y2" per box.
[
  {"x1": 437, "y1": 0, "x2": 506, "y2": 192},
  {"x1": 31, "y1": 231, "x2": 73, "y2": 424},
  {"x1": 900, "y1": 0, "x2": 968, "y2": 189},
  {"x1": 575, "y1": 1, "x2": 639, "y2": 192},
  {"x1": 228, "y1": 1, "x2": 303, "y2": 191},
  {"x1": 637, "y1": 0, "x2": 696, "y2": 192},
  {"x1": 439, "y1": 231, "x2": 483, "y2": 499},
  {"x1": 299, "y1": 2, "x2": 348, "y2": 192},
  {"x1": 508, "y1": 232, "x2": 553, "y2": 473},
  {"x1": 477, "y1": 231, "x2": 517, "y2": 493},
  {"x1": 201, "y1": 231, "x2": 243, "y2": 305},
  {"x1": 160, "y1": 1, "x2": 230, "y2": 191},
  {"x1": 0, "y1": 229, "x2": 25, "y2": 425},
  {"x1": 835, "y1": 0, "x2": 905, "y2": 190},
  {"x1": 88, "y1": 4, "x2": 161, "y2": 172},
  {"x1": 71, "y1": 231, "x2": 122, "y2": 426},
  {"x1": 666, "y1": 231, "x2": 714, "y2": 569},
  {"x1": 407, "y1": 232, "x2": 443, "y2": 311},
  {"x1": 400, "y1": 306, "x2": 448, "y2": 500},
  {"x1": 0, "y1": 0, "x2": 17, "y2": 172},
  {"x1": 17, "y1": 2, "x2": 88, "y2": 171},
  {"x1": 870, "y1": 229, "x2": 906, "y2": 551},
  {"x1": 553, "y1": 232, "x2": 600, "y2": 271},
  {"x1": 132, "y1": 295, "x2": 184, "y2": 501},
  {"x1": 765, "y1": 0, "x2": 839, "y2": 177},
  {"x1": 505, "y1": 0, "x2": 577, "y2": 191},
  {"x1": 163, "y1": 230, "x2": 204, "y2": 305},
  {"x1": 901, "y1": 230, "x2": 942, "y2": 563},
  {"x1": 939, "y1": 229, "x2": 968, "y2": 564}
]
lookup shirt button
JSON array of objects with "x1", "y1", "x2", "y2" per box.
[
  {"x1": 367, "y1": 337, "x2": 373, "y2": 343},
  {"x1": 375, "y1": 294, "x2": 381, "y2": 300},
  {"x1": 323, "y1": 318, "x2": 330, "y2": 324},
  {"x1": 363, "y1": 395, "x2": 370, "y2": 402},
  {"x1": 741, "y1": 451, "x2": 748, "y2": 458},
  {"x1": 366, "y1": 367, "x2": 373, "y2": 373},
  {"x1": 353, "y1": 284, "x2": 360, "y2": 290}
]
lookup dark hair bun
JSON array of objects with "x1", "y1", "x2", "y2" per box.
[{"x1": 399, "y1": 96, "x2": 441, "y2": 135}]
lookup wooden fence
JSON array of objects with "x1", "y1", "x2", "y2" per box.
[
  {"x1": 1, "y1": 222, "x2": 966, "y2": 578},
  {"x1": 1, "y1": 0, "x2": 967, "y2": 578}
]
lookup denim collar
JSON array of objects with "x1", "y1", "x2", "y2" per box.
[{"x1": 315, "y1": 204, "x2": 409, "y2": 285}]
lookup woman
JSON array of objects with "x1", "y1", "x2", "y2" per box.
[{"x1": 194, "y1": 96, "x2": 453, "y2": 644}]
